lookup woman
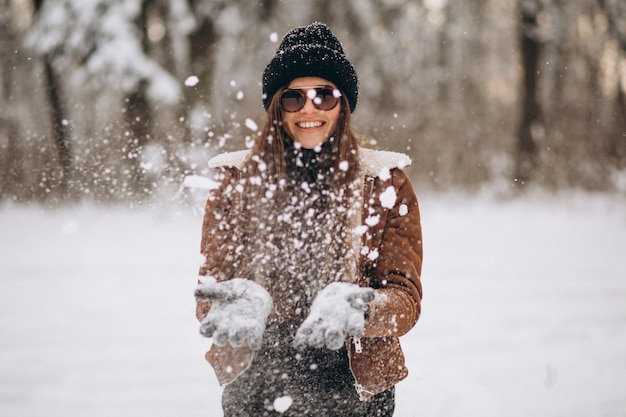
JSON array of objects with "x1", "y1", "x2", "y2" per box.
[{"x1": 195, "y1": 22, "x2": 422, "y2": 416}]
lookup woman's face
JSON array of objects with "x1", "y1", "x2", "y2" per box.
[{"x1": 281, "y1": 77, "x2": 342, "y2": 150}]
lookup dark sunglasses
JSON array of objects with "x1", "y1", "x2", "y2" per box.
[{"x1": 279, "y1": 86, "x2": 342, "y2": 112}]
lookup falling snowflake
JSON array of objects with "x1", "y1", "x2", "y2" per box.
[
  {"x1": 245, "y1": 118, "x2": 258, "y2": 131},
  {"x1": 273, "y1": 395, "x2": 293, "y2": 413},
  {"x1": 365, "y1": 215, "x2": 380, "y2": 226},
  {"x1": 378, "y1": 167, "x2": 391, "y2": 181},
  {"x1": 379, "y1": 186, "x2": 397, "y2": 209},
  {"x1": 184, "y1": 75, "x2": 199, "y2": 86}
]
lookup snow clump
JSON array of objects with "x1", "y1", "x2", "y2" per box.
[
  {"x1": 184, "y1": 75, "x2": 199, "y2": 86},
  {"x1": 245, "y1": 118, "x2": 258, "y2": 131},
  {"x1": 379, "y1": 186, "x2": 397, "y2": 209},
  {"x1": 182, "y1": 175, "x2": 219, "y2": 190},
  {"x1": 273, "y1": 395, "x2": 293, "y2": 413}
]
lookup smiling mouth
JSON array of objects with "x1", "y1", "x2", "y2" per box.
[{"x1": 297, "y1": 121, "x2": 324, "y2": 129}]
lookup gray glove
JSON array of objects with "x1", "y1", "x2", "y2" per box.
[
  {"x1": 194, "y1": 278, "x2": 273, "y2": 350},
  {"x1": 293, "y1": 282, "x2": 375, "y2": 350}
]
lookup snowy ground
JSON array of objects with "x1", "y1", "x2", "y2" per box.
[{"x1": 1, "y1": 191, "x2": 625, "y2": 417}]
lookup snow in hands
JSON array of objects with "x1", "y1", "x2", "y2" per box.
[
  {"x1": 194, "y1": 278, "x2": 273, "y2": 350},
  {"x1": 293, "y1": 282, "x2": 375, "y2": 351}
]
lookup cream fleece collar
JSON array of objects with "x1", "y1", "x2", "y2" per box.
[{"x1": 207, "y1": 147, "x2": 411, "y2": 179}]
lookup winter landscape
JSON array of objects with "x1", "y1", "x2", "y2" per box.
[
  {"x1": 1, "y1": 190, "x2": 625, "y2": 417},
  {"x1": 2, "y1": 2, "x2": 626, "y2": 416}
]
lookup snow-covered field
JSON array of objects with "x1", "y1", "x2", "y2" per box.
[{"x1": 1, "y1": 191, "x2": 625, "y2": 417}]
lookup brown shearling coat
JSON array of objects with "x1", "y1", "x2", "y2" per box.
[{"x1": 196, "y1": 147, "x2": 423, "y2": 400}]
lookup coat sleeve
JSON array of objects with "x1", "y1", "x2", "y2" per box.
[
  {"x1": 196, "y1": 167, "x2": 239, "y2": 321},
  {"x1": 362, "y1": 169, "x2": 423, "y2": 338}
]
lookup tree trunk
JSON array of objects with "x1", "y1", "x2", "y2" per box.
[
  {"x1": 43, "y1": 55, "x2": 73, "y2": 197},
  {"x1": 117, "y1": 0, "x2": 156, "y2": 199},
  {"x1": 0, "y1": 2, "x2": 15, "y2": 199},
  {"x1": 31, "y1": 0, "x2": 73, "y2": 199},
  {"x1": 123, "y1": 81, "x2": 153, "y2": 197},
  {"x1": 515, "y1": 0, "x2": 543, "y2": 186},
  {"x1": 599, "y1": 0, "x2": 626, "y2": 168},
  {"x1": 607, "y1": 78, "x2": 626, "y2": 168}
]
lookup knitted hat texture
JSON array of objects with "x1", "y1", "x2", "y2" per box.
[{"x1": 262, "y1": 22, "x2": 359, "y2": 112}]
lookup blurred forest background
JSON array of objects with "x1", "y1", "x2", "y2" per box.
[{"x1": 0, "y1": 0, "x2": 625, "y2": 204}]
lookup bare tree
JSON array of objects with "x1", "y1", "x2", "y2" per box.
[
  {"x1": 515, "y1": 0, "x2": 543, "y2": 186},
  {"x1": 0, "y1": 1, "x2": 21, "y2": 199},
  {"x1": 32, "y1": 0, "x2": 74, "y2": 198},
  {"x1": 2, "y1": 0, "x2": 625, "y2": 203},
  {"x1": 599, "y1": 0, "x2": 626, "y2": 168}
]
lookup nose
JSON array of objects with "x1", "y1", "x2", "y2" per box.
[
  {"x1": 299, "y1": 88, "x2": 323, "y2": 113},
  {"x1": 300, "y1": 96, "x2": 318, "y2": 113}
]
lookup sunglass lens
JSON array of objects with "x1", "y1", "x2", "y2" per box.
[
  {"x1": 280, "y1": 87, "x2": 341, "y2": 112},
  {"x1": 280, "y1": 90, "x2": 305, "y2": 112},
  {"x1": 315, "y1": 88, "x2": 340, "y2": 111}
]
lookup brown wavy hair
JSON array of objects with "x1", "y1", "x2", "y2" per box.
[
  {"x1": 242, "y1": 88, "x2": 362, "y2": 185},
  {"x1": 231, "y1": 88, "x2": 365, "y2": 306}
]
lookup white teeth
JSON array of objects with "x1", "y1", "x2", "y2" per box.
[{"x1": 298, "y1": 121, "x2": 323, "y2": 129}]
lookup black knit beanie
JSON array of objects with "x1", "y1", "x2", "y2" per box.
[{"x1": 262, "y1": 22, "x2": 359, "y2": 113}]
